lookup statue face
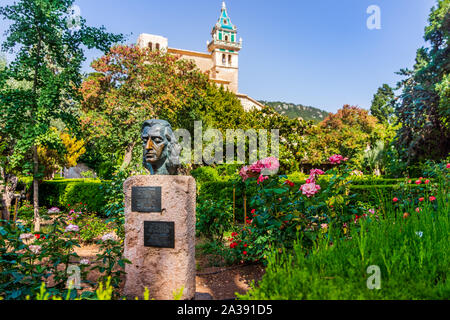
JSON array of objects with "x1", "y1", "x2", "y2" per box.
[{"x1": 142, "y1": 124, "x2": 168, "y2": 164}]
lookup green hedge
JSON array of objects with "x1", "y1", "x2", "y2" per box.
[
  {"x1": 31, "y1": 179, "x2": 109, "y2": 215},
  {"x1": 196, "y1": 179, "x2": 424, "y2": 215}
]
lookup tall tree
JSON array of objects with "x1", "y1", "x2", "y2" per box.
[
  {"x1": 394, "y1": 0, "x2": 449, "y2": 163},
  {"x1": 0, "y1": 0, "x2": 122, "y2": 230},
  {"x1": 370, "y1": 83, "x2": 395, "y2": 124},
  {"x1": 80, "y1": 45, "x2": 245, "y2": 170},
  {"x1": 304, "y1": 105, "x2": 387, "y2": 168}
]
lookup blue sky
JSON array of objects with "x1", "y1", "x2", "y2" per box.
[{"x1": 0, "y1": 0, "x2": 437, "y2": 113}]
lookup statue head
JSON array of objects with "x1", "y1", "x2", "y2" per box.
[{"x1": 141, "y1": 119, "x2": 181, "y2": 175}]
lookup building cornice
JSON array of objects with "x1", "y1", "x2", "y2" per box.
[{"x1": 167, "y1": 48, "x2": 212, "y2": 59}]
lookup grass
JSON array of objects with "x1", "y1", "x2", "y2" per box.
[{"x1": 238, "y1": 189, "x2": 449, "y2": 300}]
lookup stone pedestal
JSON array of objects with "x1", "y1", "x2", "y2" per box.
[{"x1": 123, "y1": 175, "x2": 196, "y2": 300}]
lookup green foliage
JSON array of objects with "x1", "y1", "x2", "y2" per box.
[
  {"x1": 196, "y1": 199, "x2": 233, "y2": 242},
  {"x1": 228, "y1": 164, "x2": 365, "y2": 264},
  {"x1": 242, "y1": 106, "x2": 311, "y2": 173},
  {"x1": 370, "y1": 84, "x2": 395, "y2": 124},
  {"x1": 37, "y1": 179, "x2": 107, "y2": 215},
  {"x1": 191, "y1": 166, "x2": 221, "y2": 183},
  {"x1": 100, "y1": 168, "x2": 132, "y2": 239},
  {"x1": 77, "y1": 214, "x2": 114, "y2": 243},
  {"x1": 0, "y1": 0, "x2": 123, "y2": 228},
  {"x1": 304, "y1": 105, "x2": 388, "y2": 168},
  {"x1": 91, "y1": 235, "x2": 130, "y2": 294},
  {"x1": 0, "y1": 217, "x2": 83, "y2": 299},
  {"x1": 394, "y1": 0, "x2": 450, "y2": 164},
  {"x1": 79, "y1": 45, "x2": 245, "y2": 170},
  {"x1": 17, "y1": 201, "x2": 34, "y2": 220}
]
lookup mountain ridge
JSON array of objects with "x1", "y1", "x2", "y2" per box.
[{"x1": 258, "y1": 100, "x2": 330, "y2": 123}]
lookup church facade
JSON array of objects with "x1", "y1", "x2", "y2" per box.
[{"x1": 137, "y1": 2, "x2": 263, "y2": 111}]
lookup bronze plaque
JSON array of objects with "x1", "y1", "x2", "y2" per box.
[
  {"x1": 144, "y1": 221, "x2": 175, "y2": 248},
  {"x1": 131, "y1": 186, "x2": 161, "y2": 213}
]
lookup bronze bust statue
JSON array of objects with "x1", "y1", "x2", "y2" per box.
[{"x1": 141, "y1": 120, "x2": 181, "y2": 175}]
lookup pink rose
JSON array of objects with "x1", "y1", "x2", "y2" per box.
[
  {"x1": 257, "y1": 175, "x2": 269, "y2": 184},
  {"x1": 249, "y1": 160, "x2": 265, "y2": 173},
  {"x1": 310, "y1": 169, "x2": 325, "y2": 176},
  {"x1": 300, "y1": 182, "x2": 321, "y2": 197},
  {"x1": 239, "y1": 166, "x2": 249, "y2": 181},
  {"x1": 329, "y1": 154, "x2": 347, "y2": 164}
]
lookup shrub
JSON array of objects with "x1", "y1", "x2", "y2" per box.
[
  {"x1": 0, "y1": 214, "x2": 129, "y2": 300},
  {"x1": 191, "y1": 166, "x2": 221, "y2": 183},
  {"x1": 36, "y1": 179, "x2": 108, "y2": 215},
  {"x1": 77, "y1": 214, "x2": 114, "y2": 243},
  {"x1": 17, "y1": 201, "x2": 34, "y2": 220},
  {"x1": 196, "y1": 199, "x2": 233, "y2": 242}
]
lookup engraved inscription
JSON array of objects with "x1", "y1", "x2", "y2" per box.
[
  {"x1": 144, "y1": 221, "x2": 175, "y2": 248},
  {"x1": 132, "y1": 186, "x2": 162, "y2": 212}
]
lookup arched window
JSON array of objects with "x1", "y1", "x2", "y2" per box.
[
  {"x1": 156, "y1": 43, "x2": 160, "y2": 51},
  {"x1": 148, "y1": 42, "x2": 153, "y2": 51},
  {"x1": 228, "y1": 55, "x2": 232, "y2": 66},
  {"x1": 225, "y1": 35, "x2": 229, "y2": 42},
  {"x1": 222, "y1": 54, "x2": 226, "y2": 65}
]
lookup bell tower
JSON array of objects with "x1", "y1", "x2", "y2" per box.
[{"x1": 207, "y1": 2, "x2": 242, "y2": 93}]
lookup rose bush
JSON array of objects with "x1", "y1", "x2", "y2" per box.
[{"x1": 230, "y1": 155, "x2": 367, "y2": 263}]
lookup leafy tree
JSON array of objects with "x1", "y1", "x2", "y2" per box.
[
  {"x1": 394, "y1": 0, "x2": 449, "y2": 164},
  {"x1": 304, "y1": 105, "x2": 387, "y2": 169},
  {"x1": 80, "y1": 45, "x2": 245, "y2": 170},
  {"x1": 370, "y1": 83, "x2": 395, "y2": 124},
  {"x1": 0, "y1": 0, "x2": 123, "y2": 230},
  {"x1": 242, "y1": 106, "x2": 311, "y2": 173},
  {"x1": 37, "y1": 128, "x2": 86, "y2": 179}
]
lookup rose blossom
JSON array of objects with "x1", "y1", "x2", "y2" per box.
[
  {"x1": 239, "y1": 166, "x2": 250, "y2": 181},
  {"x1": 284, "y1": 180, "x2": 295, "y2": 187},
  {"x1": 28, "y1": 245, "x2": 42, "y2": 254},
  {"x1": 80, "y1": 259, "x2": 90, "y2": 265},
  {"x1": 329, "y1": 154, "x2": 348, "y2": 164},
  {"x1": 20, "y1": 233, "x2": 34, "y2": 240},
  {"x1": 65, "y1": 224, "x2": 79, "y2": 232},
  {"x1": 300, "y1": 182, "x2": 321, "y2": 197},
  {"x1": 257, "y1": 175, "x2": 269, "y2": 184},
  {"x1": 248, "y1": 160, "x2": 265, "y2": 174},
  {"x1": 429, "y1": 196, "x2": 436, "y2": 201},
  {"x1": 320, "y1": 223, "x2": 328, "y2": 229},
  {"x1": 310, "y1": 169, "x2": 325, "y2": 176},
  {"x1": 101, "y1": 233, "x2": 117, "y2": 242},
  {"x1": 48, "y1": 207, "x2": 60, "y2": 214},
  {"x1": 260, "y1": 156, "x2": 280, "y2": 174}
]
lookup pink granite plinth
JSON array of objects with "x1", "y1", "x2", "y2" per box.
[{"x1": 123, "y1": 175, "x2": 196, "y2": 300}]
